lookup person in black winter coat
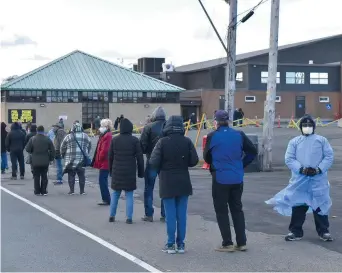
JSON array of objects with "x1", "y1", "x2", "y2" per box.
[
  {"x1": 25, "y1": 124, "x2": 37, "y2": 146},
  {"x1": 149, "y1": 115, "x2": 199, "y2": 254},
  {"x1": 1, "y1": 122, "x2": 8, "y2": 174},
  {"x1": 108, "y1": 118, "x2": 144, "y2": 224},
  {"x1": 140, "y1": 106, "x2": 167, "y2": 222},
  {"x1": 5, "y1": 122, "x2": 26, "y2": 179}
]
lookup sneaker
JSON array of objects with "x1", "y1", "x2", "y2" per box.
[
  {"x1": 162, "y1": 244, "x2": 177, "y2": 254},
  {"x1": 43, "y1": 193, "x2": 48, "y2": 196},
  {"x1": 98, "y1": 201, "x2": 110, "y2": 205},
  {"x1": 235, "y1": 245, "x2": 247, "y2": 251},
  {"x1": 80, "y1": 192, "x2": 86, "y2": 195},
  {"x1": 53, "y1": 180, "x2": 63, "y2": 185},
  {"x1": 1, "y1": 170, "x2": 5, "y2": 174},
  {"x1": 160, "y1": 217, "x2": 166, "y2": 222},
  {"x1": 177, "y1": 244, "x2": 185, "y2": 254},
  {"x1": 141, "y1": 216, "x2": 153, "y2": 222},
  {"x1": 10, "y1": 177, "x2": 17, "y2": 180},
  {"x1": 215, "y1": 245, "x2": 235, "y2": 252},
  {"x1": 285, "y1": 232, "x2": 302, "y2": 241},
  {"x1": 126, "y1": 219, "x2": 133, "y2": 224},
  {"x1": 68, "y1": 191, "x2": 75, "y2": 195},
  {"x1": 320, "y1": 233, "x2": 333, "y2": 242},
  {"x1": 109, "y1": 217, "x2": 115, "y2": 222},
  {"x1": 20, "y1": 176, "x2": 24, "y2": 180}
]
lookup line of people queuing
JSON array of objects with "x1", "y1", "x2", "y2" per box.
[{"x1": 0, "y1": 109, "x2": 334, "y2": 253}]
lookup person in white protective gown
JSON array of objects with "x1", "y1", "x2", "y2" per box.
[{"x1": 265, "y1": 115, "x2": 334, "y2": 242}]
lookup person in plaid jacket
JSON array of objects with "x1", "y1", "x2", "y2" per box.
[{"x1": 60, "y1": 122, "x2": 92, "y2": 195}]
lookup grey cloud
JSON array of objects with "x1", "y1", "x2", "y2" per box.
[
  {"x1": 193, "y1": 26, "x2": 218, "y2": 40},
  {"x1": 99, "y1": 49, "x2": 124, "y2": 59},
  {"x1": 1, "y1": 35, "x2": 37, "y2": 48},
  {"x1": 23, "y1": 54, "x2": 51, "y2": 61},
  {"x1": 142, "y1": 48, "x2": 173, "y2": 58}
]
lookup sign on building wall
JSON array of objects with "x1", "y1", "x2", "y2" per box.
[{"x1": 8, "y1": 109, "x2": 36, "y2": 123}]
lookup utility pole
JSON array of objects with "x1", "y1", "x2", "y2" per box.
[
  {"x1": 261, "y1": 0, "x2": 280, "y2": 171},
  {"x1": 225, "y1": 0, "x2": 237, "y2": 121}
]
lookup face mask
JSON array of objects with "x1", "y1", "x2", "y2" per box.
[
  {"x1": 99, "y1": 127, "x2": 107, "y2": 134},
  {"x1": 302, "y1": 127, "x2": 313, "y2": 135}
]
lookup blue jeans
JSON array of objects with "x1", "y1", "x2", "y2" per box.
[
  {"x1": 99, "y1": 169, "x2": 111, "y2": 203},
  {"x1": 1, "y1": 152, "x2": 8, "y2": 171},
  {"x1": 144, "y1": 163, "x2": 165, "y2": 217},
  {"x1": 55, "y1": 158, "x2": 63, "y2": 181},
  {"x1": 163, "y1": 195, "x2": 189, "y2": 247},
  {"x1": 110, "y1": 190, "x2": 134, "y2": 220}
]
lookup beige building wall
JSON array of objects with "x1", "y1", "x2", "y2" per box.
[
  {"x1": 109, "y1": 103, "x2": 181, "y2": 126},
  {"x1": 2, "y1": 103, "x2": 82, "y2": 129},
  {"x1": 0, "y1": 103, "x2": 5, "y2": 122}
]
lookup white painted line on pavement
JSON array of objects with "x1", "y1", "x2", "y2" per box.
[{"x1": 0, "y1": 186, "x2": 162, "y2": 273}]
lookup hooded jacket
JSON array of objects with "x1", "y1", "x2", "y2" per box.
[
  {"x1": 1, "y1": 122, "x2": 8, "y2": 153},
  {"x1": 140, "y1": 106, "x2": 166, "y2": 159},
  {"x1": 25, "y1": 125, "x2": 37, "y2": 146},
  {"x1": 5, "y1": 122, "x2": 26, "y2": 152},
  {"x1": 149, "y1": 116, "x2": 199, "y2": 199},
  {"x1": 299, "y1": 115, "x2": 316, "y2": 135},
  {"x1": 53, "y1": 123, "x2": 67, "y2": 159},
  {"x1": 109, "y1": 118, "x2": 144, "y2": 191}
]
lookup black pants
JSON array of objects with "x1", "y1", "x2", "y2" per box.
[
  {"x1": 10, "y1": 150, "x2": 25, "y2": 177},
  {"x1": 212, "y1": 181, "x2": 246, "y2": 246},
  {"x1": 33, "y1": 166, "x2": 49, "y2": 194},
  {"x1": 68, "y1": 167, "x2": 86, "y2": 193},
  {"x1": 289, "y1": 205, "x2": 330, "y2": 237}
]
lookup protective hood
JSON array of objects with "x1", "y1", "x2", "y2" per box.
[
  {"x1": 1, "y1": 122, "x2": 6, "y2": 132},
  {"x1": 72, "y1": 122, "x2": 83, "y2": 133},
  {"x1": 299, "y1": 115, "x2": 315, "y2": 135},
  {"x1": 11, "y1": 122, "x2": 20, "y2": 130},
  {"x1": 151, "y1": 106, "x2": 166, "y2": 121},
  {"x1": 30, "y1": 124, "x2": 37, "y2": 133},
  {"x1": 162, "y1": 115, "x2": 185, "y2": 136},
  {"x1": 120, "y1": 118, "x2": 133, "y2": 134}
]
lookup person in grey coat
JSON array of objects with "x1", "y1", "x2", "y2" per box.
[{"x1": 25, "y1": 125, "x2": 55, "y2": 195}]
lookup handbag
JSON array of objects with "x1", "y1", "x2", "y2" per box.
[{"x1": 72, "y1": 133, "x2": 92, "y2": 167}]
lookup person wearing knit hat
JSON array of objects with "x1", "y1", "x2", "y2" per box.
[
  {"x1": 203, "y1": 109, "x2": 257, "y2": 252},
  {"x1": 60, "y1": 122, "x2": 92, "y2": 195},
  {"x1": 266, "y1": 115, "x2": 334, "y2": 242}
]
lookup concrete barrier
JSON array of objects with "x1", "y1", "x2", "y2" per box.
[{"x1": 338, "y1": 119, "x2": 342, "y2": 128}]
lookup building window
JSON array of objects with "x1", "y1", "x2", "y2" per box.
[
  {"x1": 47, "y1": 91, "x2": 79, "y2": 102},
  {"x1": 1, "y1": 91, "x2": 5, "y2": 102},
  {"x1": 275, "y1": 96, "x2": 281, "y2": 103},
  {"x1": 310, "y1": 72, "x2": 328, "y2": 84},
  {"x1": 113, "y1": 91, "x2": 144, "y2": 103},
  {"x1": 236, "y1": 72, "x2": 243, "y2": 82},
  {"x1": 81, "y1": 92, "x2": 108, "y2": 102},
  {"x1": 261, "y1": 71, "x2": 280, "y2": 84},
  {"x1": 319, "y1": 96, "x2": 329, "y2": 103},
  {"x1": 286, "y1": 72, "x2": 305, "y2": 84},
  {"x1": 82, "y1": 102, "x2": 109, "y2": 125},
  {"x1": 112, "y1": 91, "x2": 179, "y2": 103},
  {"x1": 7, "y1": 90, "x2": 44, "y2": 102},
  {"x1": 245, "y1": 96, "x2": 256, "y2": 102}
]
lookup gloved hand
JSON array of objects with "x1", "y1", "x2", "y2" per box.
[
  {"x1": 306, "y1": 167, "x2": 322, "y2": 177},
  {"x1": 299, "y1": 167, "x2": 308, "y2": 175}
]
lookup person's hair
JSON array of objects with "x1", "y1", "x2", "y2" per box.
[
  {"x1": 37, "y1": 125, "x2": 44, "y2": 132},
  {"x1": 100, "y1": 118, "x2": 113, "y2": 129},
  {"x1": 217, "y1": 120, "x2": 229, "y2": 127}
]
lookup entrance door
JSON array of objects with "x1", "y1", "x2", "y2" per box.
[
  {"x1": 181, "y1": 106, "x2": 197, "y2": 121},
  {"x1": 219, "y1": 95, "x2": 225, "y2": 110},
  {"x1": 295, "y1": 96, "x2": 306, "y2": 118},
  {"x1": 82, "y1": 102, "x2": 109, "y2": 129}
]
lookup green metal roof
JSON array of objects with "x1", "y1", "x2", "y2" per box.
[{"x1": 1, "y1": 50, "x2": 184, "y2": 92}]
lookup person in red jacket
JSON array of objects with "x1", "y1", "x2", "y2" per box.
[{"x1": 92, "y1": 119, "x2": 113, "y2": 205}]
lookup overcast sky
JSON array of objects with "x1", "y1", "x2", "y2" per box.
[{"x1": 0, "y1": 0, "x2": 341, "y2": 80}]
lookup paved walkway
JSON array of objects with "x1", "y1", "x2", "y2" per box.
[{"x1": 1, "y1": 168, "x2": 342, "y2": 272}]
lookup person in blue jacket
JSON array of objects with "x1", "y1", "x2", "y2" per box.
[
  {"x1": 203, "y1": 110, "x2": 257, "y2": 252},
  {"x1": 266, "y1": 115, "x2": 334, "y2": 242}
]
